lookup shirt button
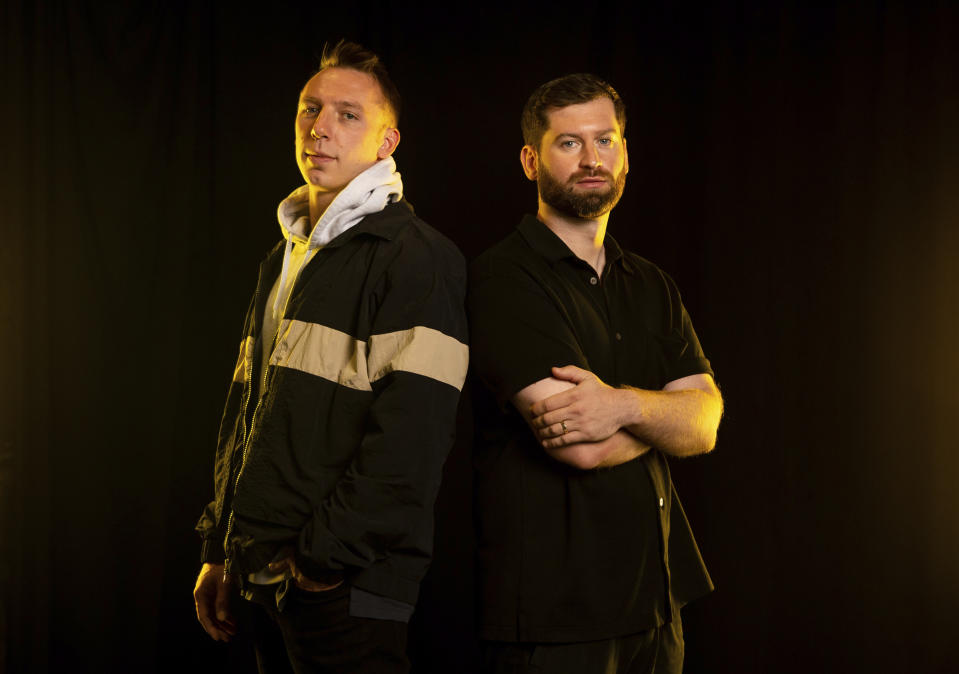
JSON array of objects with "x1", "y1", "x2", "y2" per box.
[
  {"x1": 658, "y1": 497, "x2": 665, "y2": 509},
  {"x1": 589, "y1": 276, "x2": 598, "y2": 285},
  {"x1": 615, "y1": 332, "x2": 622, "y2": 341}
]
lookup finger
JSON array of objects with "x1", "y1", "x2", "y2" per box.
[
  {"x1": 536, "y1": 421, "x2": 568, "y2": 440},
  {"x1": 542, "y1": 431, "x2": 584, "y2": 450},
  {"x1": 296, "y1": 577, "x2": 344, "y2": 592},
  {"x1": 535, "y1": 409, "x2": 577, "y2": 430},
  {"x1": 295, "y1": 576, "x2": 321, "y2": 591},
  {"x1": 211, "y1": 619, "x2": 236, "y2": 640},
  {"x1": 197, "y1": 603, "x2": 230, "y2": 641},
  {"x1": 293, "y1": 568, "x2": 343, "y2": 593},
  {"x1": 207, "y1": 622, "x2": 232, "y2": 641},
  {"x1": 196, "y1": 596, "x2": 212, "y2": 626},
  {"x1": 529, "y1": 400, "x2": 547, "y2": 418},
  {"x1": 531, "y1": 389, "x2": 575, "y2": 417},
  {"x1": 531, "y1": 412, "x2": 554, "y2": 429},
  {"x1": 267, "y1": 558, "x2": 290, "y2": 572},
  {"x1": 292, "y1": 570, "x2": 314, "y2": 590},
  {"x1": 214, "y1": 578, "x2": 232, "y2": 624},
  {"x1": 551, "y1": 365, "x2": 589, "y2": 383},
  {"x1": 197, "y1": 613, "x2": 217, "y2": 638}
]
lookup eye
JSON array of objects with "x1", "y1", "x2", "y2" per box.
[
  {"x1": 342, "y1": 111, "x2": 359, "y2": 121},
  {"x1": 598, "y1": 137, "x2": 613, "y2": 146},
  {"x1": 561, "y1": 140, "x2": 579, "y2": 149},
  {"x1": 302, "y1": 106, "x2": 319, "y2": 116}
]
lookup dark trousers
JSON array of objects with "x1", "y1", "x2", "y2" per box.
[
  {"x1": 481, "y1": 616, "x2": 683, "y2": 674},
  {"x1": 246, "y1": 582, "x2": 410, "y2": 674}
]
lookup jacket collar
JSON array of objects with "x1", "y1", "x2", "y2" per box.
[
  {"x1": 325, "y1": 198, "x2": 414, "y2": 246},
  {"x1": 260, "y1": 199, "x2": 414, "y2": 273}
]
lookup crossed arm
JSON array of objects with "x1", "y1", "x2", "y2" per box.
[{"x1": 511, "y1": 365, "x2": 723, "y2": 470}]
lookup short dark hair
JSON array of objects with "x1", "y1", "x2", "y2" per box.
[
  {"x1": 521, "y1": 73, "x2": 626, "y2": 150},
  {"x1": 318, "y1": 40, "x2": 401, "y2": 124}
]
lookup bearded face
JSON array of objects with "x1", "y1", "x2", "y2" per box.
[
  {"x1": 536, "y1": 161, "x2": 627, "y2": 219},
  {"x1": 522, "y1": 97, "x2": 629, "y2": 221}
]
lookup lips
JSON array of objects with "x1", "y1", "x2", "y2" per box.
[
  {"x1": 571, "y1": 170, "x2": 612, "y2": 185},
  {"x1": 306, "y1": 151, "x2": 335, "y2": 165},
  {"x1": 574, "y1": 176, "x2": 610, "y2": 188}
]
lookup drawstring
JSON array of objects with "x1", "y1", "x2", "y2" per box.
[{"x1": 271, "y1": 236, "x2": 295, "y2": 318}]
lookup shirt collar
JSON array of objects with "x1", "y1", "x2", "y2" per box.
[
  {"x1": 604, "y1": 233, "x2": 635, "y2": 274},
  {"x1": 517, "y1": 215, "x2": 574, "y2": 264},
  {"x1": 516, "y1": 214, "x2": 635, "y2": 274}
]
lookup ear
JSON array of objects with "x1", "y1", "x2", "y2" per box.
[
  {"x1": 622, "y1": 137, "x2": 629, "y2": 175},
  {"x1": 520, "y1": 145, "x2": 538, "y2": 181},
  {"x1": 377, "y1": 127, "x2": 401, "y2": 159}
]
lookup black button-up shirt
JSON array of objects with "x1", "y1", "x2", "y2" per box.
[{"x1": 468, "y1": 215, "x2": 714, "y2": 643}]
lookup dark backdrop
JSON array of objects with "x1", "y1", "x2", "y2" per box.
[{"x1": 3, "y1": 1, "x2": 958, "y2": 672}]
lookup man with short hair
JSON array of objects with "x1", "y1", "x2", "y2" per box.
[
  {"x1": 468, "y1": 73, "x2": 723, "y2": 673},
  {"x1": 193, "y1": 41, "x2": 468, "y2": 673}
]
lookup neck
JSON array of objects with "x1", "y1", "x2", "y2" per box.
[
  {"x1": 308, "y1": 188, "x2": 339, "y2": 226},
  {"x1": 537, "y1": 201, "x2": 610, "y2": 276}
]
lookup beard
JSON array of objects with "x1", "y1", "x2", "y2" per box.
[{"x1": 537, "y1": 164, "x2": 627, "y2": 219}]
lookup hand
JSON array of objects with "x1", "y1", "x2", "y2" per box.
[
  {"x1": 193, "y1": 562, "x2": 237, "y2": 642},
  {"x1": 267, "y1": 557, "x2": 344, "y2": 592},
  {"x1": 529, "y1": 365, "x2": 633, "y2": 449}
]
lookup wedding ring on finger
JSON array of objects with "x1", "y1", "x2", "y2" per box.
[{"x1": 561, "y1": 420, "x2": 568, "y2": 435}]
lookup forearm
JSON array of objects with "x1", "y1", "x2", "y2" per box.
[
  {"x1": 527, "y1": 369, "x2": 723, "y2": 457},
  {"x1": 617, "y1": 386, "x2": 723, "y2": 457},
  {"x1": 547, "y1": 429, "x2": 651, "y2": 470}
]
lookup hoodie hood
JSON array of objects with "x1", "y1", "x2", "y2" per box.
[
  {"x1": 270, "y1": 157, "x2": 403, "y2": 316},
  {"x1": 277, "y1": 156, "x2": 403, "y2": 248}
]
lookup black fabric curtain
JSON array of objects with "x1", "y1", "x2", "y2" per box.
[{"x1": 3, "y1": 2, "x2": 958, "y2": 672}]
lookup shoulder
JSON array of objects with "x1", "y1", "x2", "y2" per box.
[
  {"x1": 622, "y1": 249, "x2": 683, "y2": 296},
  {"x1": 466, "y1": 231, "x2": 560, "y2": 325},
  {"x1": 622, "y1": 248, "x2": 665, "y2": 278},
  {"x1": 376, "y1": 200, "x2": 466, "y2": 277},
  {"x1": 469, "y1": 230, "x2": 542, "y2": 286}
]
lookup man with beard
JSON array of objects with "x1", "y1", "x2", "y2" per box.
[{"x1": 468, "y1": 74, "x2": 723, "y2": 673}]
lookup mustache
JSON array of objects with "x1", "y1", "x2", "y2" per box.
[{"x1": 568, "y1": 168, "x2": 614, "y2": 182}]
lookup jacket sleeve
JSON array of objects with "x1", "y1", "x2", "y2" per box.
[
  {"x1": 196, "y1": 501, "x2": 226, "y2": 564},
  {"x1": 293, "y1": 235, "x2": 469, "y2": 579},
  {"x1": 195, "y1": 295, "x2": 258, "y2": 566}
]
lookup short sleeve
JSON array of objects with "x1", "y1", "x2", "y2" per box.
[{"x1": 659, "y1": 272, "x2": 714, "y2": 383}]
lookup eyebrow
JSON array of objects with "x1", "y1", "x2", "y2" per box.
[
  {"x1": 556, "y1": 128, "x2": 618, "y2": 140},
  {"x1": 300, "y1": 96, "x2": 364, "y2": 110}
]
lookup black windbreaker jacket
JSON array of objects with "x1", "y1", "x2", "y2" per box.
[{"x1": 196, "y1": 200, "x2": 468, "y2": 604}]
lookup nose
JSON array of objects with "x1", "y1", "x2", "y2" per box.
[
  {"x1": 310, "y1": 110, "x2": 331, "y2": 141},
  {"x1": 581, "y1": 146, "x2": 602, "y2": 170}
]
